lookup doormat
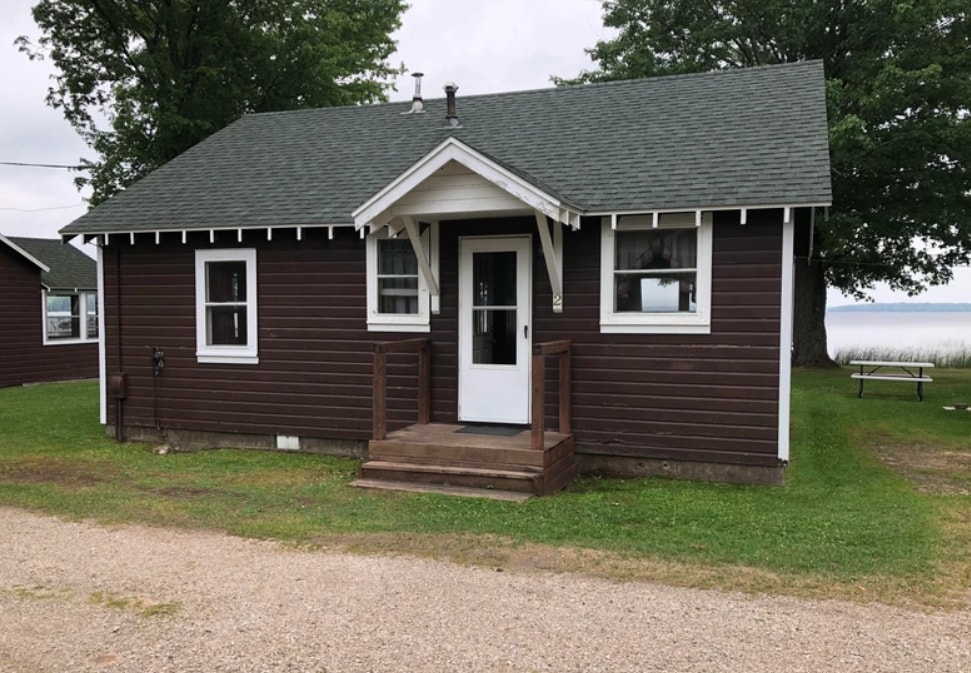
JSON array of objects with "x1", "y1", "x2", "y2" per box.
[{"x1": 456, "y1": 424, "x2": 524, "y2": 437}]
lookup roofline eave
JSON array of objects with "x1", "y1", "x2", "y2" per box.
[{"x1": 59, "y1": 221, "x2": 358, "y2": 242}]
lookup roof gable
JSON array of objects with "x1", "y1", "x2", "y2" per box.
[
  {"x1": 0, "y1": 233, "x2": 50, "y2": 272},
  {"x1": 5, "y1": 237, "x2": 96, "y2": 290},
  {"x1": 353, "y1": 137, "x2": 582, "y2": 229},
  {"x1": 61, "y1": 61, "x2": 832, "y2": 236}
]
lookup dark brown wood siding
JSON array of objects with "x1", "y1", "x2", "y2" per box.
[
  {"x1": 106, "y1": 210, "x2": 784, "y2": 466},
  {"x1": 0, "y1": 245, "x2": 98, "y2": 388}
]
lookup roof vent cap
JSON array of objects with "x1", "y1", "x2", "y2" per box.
[
  {"x1": 444, "y1": 81, "x2": 460, "y2": 128},
  {"x1": 402, "y1": 72, "x2": 425, "y2": 114}
]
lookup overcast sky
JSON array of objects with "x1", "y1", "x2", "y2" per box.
[{"x1": 1, "y1": 0, "x2": 967, "y2": 304}]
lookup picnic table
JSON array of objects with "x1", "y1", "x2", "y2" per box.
[{"x1": 850, "y1": 360, "x2": 934, "y2": 402}]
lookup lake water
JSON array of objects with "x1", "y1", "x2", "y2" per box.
[{"x1": 826, "y1": 311, "x2": 971, "y2": 359}]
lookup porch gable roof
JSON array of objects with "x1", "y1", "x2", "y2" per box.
[
  {"x1": 60, "y1": 60, "x2": 832, "y2": 237},
  {"x1": 353, "y1": 137, "x2": 583, "y2": 230}
]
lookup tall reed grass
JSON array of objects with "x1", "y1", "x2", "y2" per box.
[{"x1": 833, "y1": 345, "x2": 971, "y2": 368}]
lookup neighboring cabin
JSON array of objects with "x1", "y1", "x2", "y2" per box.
[
  {"x1": 0, "y1": 234, "x2": 99, "y2": 388},
  {"x1": 59, "y1": 62, "x2": 832, "y2": 492}
]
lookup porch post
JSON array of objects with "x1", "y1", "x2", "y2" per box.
[{"x1": 531, "y1": 350, "x2": 546, "y2": 450}]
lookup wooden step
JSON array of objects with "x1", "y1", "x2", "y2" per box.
[
  {"x1": 349, "y1": 479, "x2": 532, "y2": 502},
  {"x1": 358, "y1": 461, "x2": 542, "y2": 494},
  {"x1": 369, "y1": 432, "x2": 574, "y2": 471},
  {"x1": 369, "y1": 439, "x2": 544, "y2": 470}
]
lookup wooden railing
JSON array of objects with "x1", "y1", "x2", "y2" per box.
[
  {"x1": 531, "y1": 340, "x2": 571, "y2": 450},
  {"x1": 372, "y1": 338, "x2": 431, "y2": 441}
]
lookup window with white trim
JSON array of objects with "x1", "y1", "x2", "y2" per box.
[
  {"x1": 366, "y1": 223, "x2": 438, "y2": 332},
  {"x1": 600, "y1": 212, "x2": 713, "y2": 334},
  {"x1": 43, "y1": 291, "x2": 98, "y2": 344},
  {"x1": 195, "y1": 249, "x2": 259, "y2": 364}
]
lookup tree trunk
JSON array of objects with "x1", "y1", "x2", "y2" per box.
[{"x1": 791, "y1": 258, "x2": 838, "y2": 368}]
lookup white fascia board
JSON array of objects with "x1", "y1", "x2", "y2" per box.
[
  {"x1": 60, "y1": 223, "x2": 356, "y2": 243},
  {"x1": 352, "y1": 137, "x2": 581, "y2": 229},
  {"x1": 588, "y1": 202, "x2": 831, "y2": 218},
  {"x1": 0, "y1": 233, "x2": 51, "y2": 272}
]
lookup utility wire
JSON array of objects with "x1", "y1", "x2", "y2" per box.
[
  {"x1": 0, "y1": 204, "x2": 86, "y2": 213},
  {"x1": 0, "y1": 161, "x2": 84, "y2": 169}
]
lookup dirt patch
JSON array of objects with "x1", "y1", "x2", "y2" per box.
[
  {"x1": 148, "y1": 485, "x2": 227, "y2": 498},
  {"x1": 874, "y1": 441, "x2": 971, "y2": 496},
  {"x1": 0, "y1": 459, "x2": 115, "y2": 487}
]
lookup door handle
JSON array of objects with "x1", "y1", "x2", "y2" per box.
[{"x1": 524, "y1": 325, "x2": 528, "y2": 339}]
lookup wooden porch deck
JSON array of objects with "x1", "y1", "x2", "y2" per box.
[
  {"x1": 353, "y1": 423, "x2": 577, "y2": 500},
  {"x1": 355, "y1": 337, "x2": 576, "y2": 500}
]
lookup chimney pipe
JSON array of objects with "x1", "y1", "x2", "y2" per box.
[{"x1": 444, "y1": 82, "x2": 460, "y2": 127}]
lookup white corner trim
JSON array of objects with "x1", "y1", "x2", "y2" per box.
[
  {"x1": 352, "y1": 136, "x2": 581, "y2": 228},
  {"x1": 97, "y1": 244, "x2": 106, "y2": 425},
  {"x1": 778, "y1": 218, "x2": 795, "y2": 463}
]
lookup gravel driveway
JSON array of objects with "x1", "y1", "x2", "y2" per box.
[{"x1": 2, "y1": 507, "x2": 968, "y2": 672}]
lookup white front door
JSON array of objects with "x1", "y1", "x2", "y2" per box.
[{"x1": 458, "y1": 236, "x2": 532, "y2": 424}]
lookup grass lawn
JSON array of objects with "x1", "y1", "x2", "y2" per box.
[{"x1": 1, "y1": 371, "x2": 969, "y2": 606}]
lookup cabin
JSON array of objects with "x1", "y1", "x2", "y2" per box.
[
  {"x1": 59, "y1": 62, "x2": 832, "y2": 496},
  {"x1": 0, "y1": 234, "x2": 99, "y2": 388}
]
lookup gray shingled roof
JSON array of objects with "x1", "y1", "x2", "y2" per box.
[
  {"x1": 61, "y1": 61, "x2": 831, "y2": 235},
  {"x1": 8, "y1": 237, "x2": 97, "y2": 290}
]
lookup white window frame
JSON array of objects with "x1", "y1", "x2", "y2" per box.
[
  {"x1": 365, "y1": 222, "x2": 438, "y2": 332},
  {"x1": 600, "y1": 212, "x2": 713, "y2": 334},
  {"x1": 42, "y1": 290, "x2": 99, "y2": 345},
  {"x1": 195, "y1": 248, "x2": 259, "y2": 364}
]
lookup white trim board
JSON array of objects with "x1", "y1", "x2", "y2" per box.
[
  {"x1": 97, "y1": 244, "x2": 107, "y2": 425},
  {"x1": 777, "y1": 219, "x2": 795, "y2": 463}
]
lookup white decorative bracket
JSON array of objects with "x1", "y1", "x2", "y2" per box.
[
  {"x1": 534, "y1": 210, "x2": 564, "y2": 313},
  {"x1": 402, "y1": 216, "x2": 441, "y2": 301}
]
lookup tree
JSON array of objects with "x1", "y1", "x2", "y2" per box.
[
  {"x1": 17, "y1": 0, "x2": 407, "y2": 205},
  {"x1": 561, "y1": 0, "x2": 971, "y2": 366}
]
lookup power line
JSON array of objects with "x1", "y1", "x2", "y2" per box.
[
  {"x1": 0, "y1": 161, "x2": 84, "y2": 169},
  {"x1": 0, "y1": 204, "x2": 86, "y2": 213}
]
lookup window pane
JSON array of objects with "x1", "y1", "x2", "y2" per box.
[
  {"x1": 85, "y1": 294, "x2": 98, "y2": 338},
  {"x1": 378, "y1": 239, "x2": 418, "y2": 275},
  {"x1": 616, "y1": 271, "x2": 697, "y2": 313},
  {"x1": 46, "y1": 294, "x2": 81, "y2": 338},
  {"x1": 472, "y1": 252, "x2": 516, "y2": 307},
  {"x1": 615, "y1": 229, "x2": 697, "y2": 271},
  {"x1": 378, "y1": 277, "x2": 418, "y2": 314},
  {"x1": 47, "y1": 317, "x2": 80, "y2": 339},
  {"x1": 472, "y1": 309, "x2": 517, "y2": 365},
  {"x1": 46, "y1": 295, "x2": 71, "y2": 314},
  {"x1": 207, "y1": 306, "x2": 248, "y2": 345},
  {"x1": 207, "y1": 261, "x2": 247, "y2": 302}
]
